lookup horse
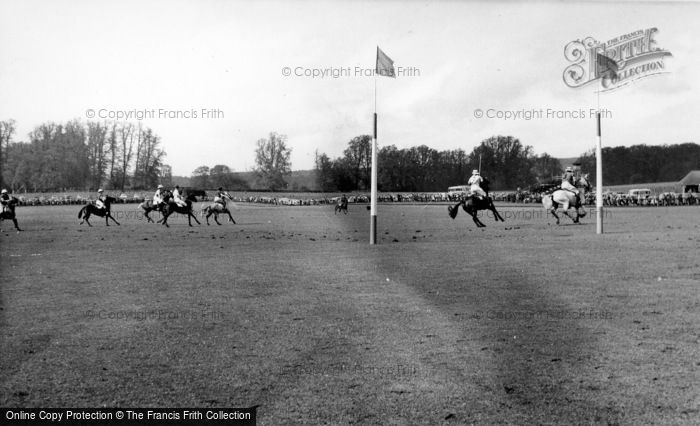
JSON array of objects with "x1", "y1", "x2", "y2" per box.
[
  {"x1": 138, "y1": 198, "x2": 167, "y2": 223},
  {"x1": 447, "y1": 178, "x2": 505, "y2": 227},
  {"x1": 158, "y1": 191, "x2": 201, "y2": 227},
  {"x1": 335, "y1": 197, "x2": 348, "y2": 215},
  {"x1": 0, "y1": 197, "x2": 22, "y2": 231},
  {"x1": 541, "y1": 174, "x2": 591, "y2": 224},
  {"x1": 202, "y1": 192, "x2": 236, "y2": 225},
  {"x1": 78, "y1": 195, "x2": 120, "y2": 226}
]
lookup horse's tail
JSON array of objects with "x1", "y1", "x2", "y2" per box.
[
  {"x1": 78, "y1": 206, "x2": 86, "y2": 219},
  {"x1": 448, "y1": 202, "x2": 460, "y2": 219},
  {"x1": 541, "y1": 193, "x2": 553, "y2": 210}
]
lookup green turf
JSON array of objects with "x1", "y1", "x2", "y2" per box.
[{"x1": 1, "y1": 203, "x2": 699, "y2": 424}]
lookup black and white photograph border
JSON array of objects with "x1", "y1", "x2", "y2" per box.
[{"x1": 1, "y1": 0, "x2": 699, "y2": 424}]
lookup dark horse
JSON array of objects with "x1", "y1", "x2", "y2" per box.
[
  {"x1": 0, "y1": 197, "x2": 22, "y2": 231},
  {"x1": 158, "y1": 191, "x2": 201, "y2": 227},
  {"x1": 78, "y1": 196, "x2": 120, "y2": 226},
  {"x1": 334, "y1": 197, "x2": 348, "y2": 215},
  {"x1": 139, "y1": 198, "x2": 167, "y2": 223},
  {"x1": 447, "y1": 178, "x2": 505, "y2": 227}
]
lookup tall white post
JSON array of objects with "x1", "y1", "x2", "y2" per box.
[
  {"x1": 370, "y1": 113, "x2": 378, "y2": 244},
  {"x1": 596, "y1": 112, "x2": 603, "y2": 234}
]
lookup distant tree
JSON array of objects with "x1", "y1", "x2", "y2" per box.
[
  {"x1": 314, "y1": 150, "x2": 335, "y2": 192},
  {"x1": 469, "y1": 136, "x2": 536, "y2": 190},
  {"x1": 343, "y1": 135, "x2": 372, "y2": 190},
  {"x1": 117, "y1": 123, "x2": 136, "y2": 190},
  {"x1": 0, "y1": 119, "x2": 17, "y2": 189},
  {"x1": 209, "y1": 164, "x2": 232, "y2": 187},
  {"x1": 532, "y1": 153, "x2": 563, "y2": 183},
  {"x1": 191, "y1": 166, "x2": 211, "y2": 188},
  {"x1": 576, "y1": 149, "x2": 596, "y2": 183},
  {"x1": 254, "y1": 132, "x2": 291, "y2": 190},
  {"x1": 3, "y1": 142, "x2": 32, "y2": 192},
  {"x1": 107, "y1": 123, "x2": 119, "y2": 189},
  {"x1": 331, "y1": 158, "x2": 355, "y2": 192},
  {"x1": 86, "y1": 121, "x2": 109, "y2": 189},
  {"x1": 132, "y1": 127, "x2": 166, "y2": 189},
  {"x1": 210, "y1": 164, "x2": 238, "y2": 188}
]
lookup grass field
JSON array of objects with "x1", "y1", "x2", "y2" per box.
[{"x1": 1, "y1": 202, "x2": 699, "y2": 424}]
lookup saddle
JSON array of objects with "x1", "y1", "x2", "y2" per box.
[
  {"x1": 470, "y1": 193, "x2": 490, "y2": 204},
  {"x1": 559, "y1": 187, "x2": 581, "y2": 207}
]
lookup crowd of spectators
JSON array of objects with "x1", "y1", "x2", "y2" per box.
[{"x1": 8, "y1": 188, "x2": 699, "y2": 207}]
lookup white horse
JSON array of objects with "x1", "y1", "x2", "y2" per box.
[
  {"x1": 202, "y1": 192, "x2": 236, "y2": 225},
  {"x1": 542, "y1": 174, "x2": 591, "y2": 224}
]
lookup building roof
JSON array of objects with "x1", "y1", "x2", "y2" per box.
[{"x1": 679, "y1": 170, "x2": 700, "y2": 185}]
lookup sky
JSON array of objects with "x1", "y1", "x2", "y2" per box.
[{"x1": 1, "y1": 0, "x2": 699, "y2": 176}]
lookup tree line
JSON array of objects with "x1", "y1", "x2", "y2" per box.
[
  {"x1": 576, "y1": 143, "x2": 700, "y2": 185},
  {"x1": 315, "y1": 135, "x2": 564, "y2": 192},
  {"x1": 3, "y1": 117, "x2": 696, "y2": 193},
  {"x1": 1, "y1": 119, "x2": 168, "y2": 192}
]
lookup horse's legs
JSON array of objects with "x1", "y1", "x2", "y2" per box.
[
  {"x1": 491, "y1": 206, "x2": 505, "y2": 222},
  {"x1": 156, "y1": 205, "x2": 167, "y2": 223},
  {"x1": 144, "y1": 210, "x2": 153, "y2": 223},
  {"x1": 205, "y1": 211, "x2": 211, "y2": 226},
  {"x1": 107, "y1": 213, "x2": 120, "y2": 226},
  {"x1": 471, "y1": 211, "x2": 486, "y2": 227},
  {"x1": 464, "y1": 205, "x2": 485, "y2": 227},
  {"x1": 190, "y1": 211, "x2": 201, "y2": 225},
  {"x1": 549, "y1": 209, "x2": 561, "y2": 225},
  {"x1": 185, "y1": 211, "x2": 200, "y2": 226},
  {"x1": 214, "y1": 213, "x2": 221, "y2": 225},
  {"x1": 226, "y1": 210, "x2": 236, "y2": 224},
  {"x1": 488, "y1": 200, "x2": 505, "y2": 222},
  {"x1": 571, "y1": 210, "x2": 580, "y2": 223},
  {"x1": 560, "y1": 207, "x2": 578, "y2": 223}
]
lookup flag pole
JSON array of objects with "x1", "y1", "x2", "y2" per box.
[
  {"x1": 596, "y1": 110, "x2": 603, "y2": 234},
  {"x1": 370, "y1": 71, "x2": 378, "y2": 244}
]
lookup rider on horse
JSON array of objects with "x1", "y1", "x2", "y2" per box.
[
  {"x1": 468, "y1": 170, "x2": 487, "y2": 200},
  {"x1": 560, "y1": 167, "x2": 580, "y2": 207},
  {"x1": 95, "y1": 189, "x2": 106, "y2": 210},
  {"x1": 173, "y1": 185, "x2": 187, "y2": 208},
  {"x1": 153, "y1": 184, "x2": 165, "y2": 209},
  {"x1": 213, "y1": 187, "x2": 227, "y2": 207},
  {"x1": 1, "y1": 189, "x2": 11, "y2": 213}
]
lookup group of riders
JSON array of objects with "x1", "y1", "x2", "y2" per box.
[
  {"x1": 86, "y1": 184, "x2": 230, "y2": 213},
  {"x1": 2, "y1": 167, "x2": 584, "y2": 224},
  {"x1": 463, "y1": 166, "x2": 582, "y2": 206},
  {"x1": 1, "y1": 167, "x2": 583, "y2": 214}
]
